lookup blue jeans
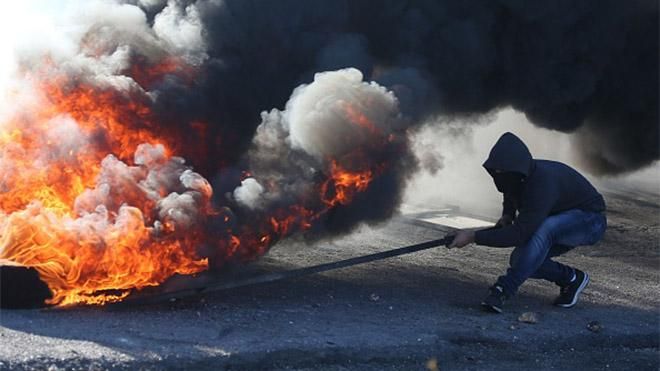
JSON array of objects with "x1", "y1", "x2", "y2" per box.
[{"x1": 497, "y1": 209, "x2": 607, "y2": 296}]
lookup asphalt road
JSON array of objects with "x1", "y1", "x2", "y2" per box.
[{"x1": 0, "y1": 191, "x2": 658, "y2": 370}]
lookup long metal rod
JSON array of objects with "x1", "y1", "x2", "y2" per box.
[{"x1": 112, "y1": 235, "x2": 455, "y2": 307}]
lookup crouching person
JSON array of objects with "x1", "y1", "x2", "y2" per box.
[{"x1": 449, "y1": 132, "x2": 607, "y2": 313}]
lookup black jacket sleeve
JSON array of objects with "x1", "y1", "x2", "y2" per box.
[
  {"x1": 475, "y1": 181, "x2": 558, "y2": 247},
  {"x1": 502, "y1": 192, "x2": 517, "y2": 217}
]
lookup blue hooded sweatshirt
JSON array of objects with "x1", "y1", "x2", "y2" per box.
[{"x1": 474, "y1": 132, "x2": 606, "y2": 247}]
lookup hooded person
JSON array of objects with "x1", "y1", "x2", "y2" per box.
[{"x1": 449, "y1": 132, "x2": 607, "y2": 313}]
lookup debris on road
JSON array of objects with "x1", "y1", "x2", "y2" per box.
[
  {"x1": 587, "y1": 321, "x2": 604, "y2": 333},
  {"x1": 518, "y1": 312, "x2": 540, "y2": 324},
  {"x1": 425, "y1": 357, "x2": 439, "y2": 371}
]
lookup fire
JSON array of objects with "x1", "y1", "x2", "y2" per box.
[
  {"x1": 322, "y1": 160, "x2": 374, "y2": 206},
  {"x1": 0, "y1": 61, "x2": 392, "y2": 307},
  {"x1": 42, "y1": 79, "x2": 175, "y2": 161},
  {"x1": 129, "y1": 56, "x2": 195, "y2": 89},
  {"x1": 0, "y1": 203, "x2": 208, "y2": 305},
  {"x1": 342, "y1": 102, "x2": 379, "y2": 134},
  {"x1": 0, "y1": 70, "x2": 210, "y2": 306}
]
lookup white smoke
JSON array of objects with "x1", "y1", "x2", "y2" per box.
[
  {"x1": 405, "y1": 109, "x2": 575, "y2": 217},
  {"x1": 405, "y1": 108, "x2": 660, "y2": 218},
  {"x1": 7, "y1": 0, "x2": 206, "y2": 95},
  {"x1": 74, "y1": 143, "x2": 211, "y2": 236},
  {"x1": 152, "y1": 1, "x2": 207, "y2": 64},
  {"x1": 286, "y1": 68, "x2": 402, "y2": 159},
  {"x1": 233, "y1": 178, "x2": 264, "y2": 210},
  {"x1": 235, "y1": 68, "x2": 407, "y2": 212}
]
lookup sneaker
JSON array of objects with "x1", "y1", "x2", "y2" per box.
[
  {"x1": 481, "y1": 284, "x2": 507, "y2": 313},
  {"x1": 554, "y1": 269, "x2": 590, "y2": 308}
]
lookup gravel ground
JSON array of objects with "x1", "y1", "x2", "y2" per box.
[{"x1": 0, "y1": 191, "x2": 658, "y2": 370}]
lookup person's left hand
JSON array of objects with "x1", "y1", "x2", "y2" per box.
[{"x1": 448, "y1": 230, "x2": 475, "y2": 249}]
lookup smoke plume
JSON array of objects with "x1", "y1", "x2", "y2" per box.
[
  {"x1": 235, "y1": 68, "x2": 416, "y2": 236},
  {"x1": 0, "y1": 0, "x2": 657, "y2": 304},
  {"x1": 145, "y1": 0, "x2": 658, "y2": 175}
]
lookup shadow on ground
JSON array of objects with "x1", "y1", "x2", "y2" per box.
[
  {"x1": 2, "y1": 256, "x2": 658, "y2": 370},
  {"x1": 1, "y1": 190, "x2": 658, "y2": 370}
]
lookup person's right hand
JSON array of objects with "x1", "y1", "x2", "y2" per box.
[{"x1": 496, "y1": 214, "x2": 513, "y2": 228}]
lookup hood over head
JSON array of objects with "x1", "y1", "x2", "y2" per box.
[{"x1": 483, "y1": 132, "x2": 534, "y2": 177}]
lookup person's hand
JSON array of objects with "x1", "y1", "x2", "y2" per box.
[
  {"x1": 448, "y1": 230, "x2": 475, "y2": 249},
  {"x1": 495, "y1": 214, "x2": 513, "y2": 228}
]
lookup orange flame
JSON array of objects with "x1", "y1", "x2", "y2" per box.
[
  {"x1": 342, "y1": 102, "x2": 379, "y2": 135},
  {"x1": 129, "y1": 56, "x2": 195, "y2": 89},
  {"x1": 0, "y1": 72, "x2": 209, "y2": 306},
  {"x1": 322, "y1": 160, "x2": 374, "y2": 206},
  {"x1": 0, "y1": 62, "x2": 391, "y2": 307}
]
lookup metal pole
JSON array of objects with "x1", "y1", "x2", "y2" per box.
[{"x1": 112, "y1": 235, "x2": 454, "y2": 307}]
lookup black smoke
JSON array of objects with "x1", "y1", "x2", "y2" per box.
[{"x1": 145, "y1": 0, "x2": 658, "y2": 176}]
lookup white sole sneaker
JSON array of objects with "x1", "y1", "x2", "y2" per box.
[{"x1": 556, "y1": 271, "x2": 590, "y2": 308}]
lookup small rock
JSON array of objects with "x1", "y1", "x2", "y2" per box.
[
  {"x1": 517, "y1": 311, "x2": 539, "y2": 324},
  {"x1": 587, "y1": 321, "x2": 603, "y2": 333},
  {"x1": 369, "y1": 293, "x2": 380, "y2": 301},
  {"x1": 425, "y1": 357, "x2": 439, "y2": 371}
]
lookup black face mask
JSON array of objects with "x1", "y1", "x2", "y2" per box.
[{"x1": 492, "y1": 172, "x2": 525, "y2": 194}]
